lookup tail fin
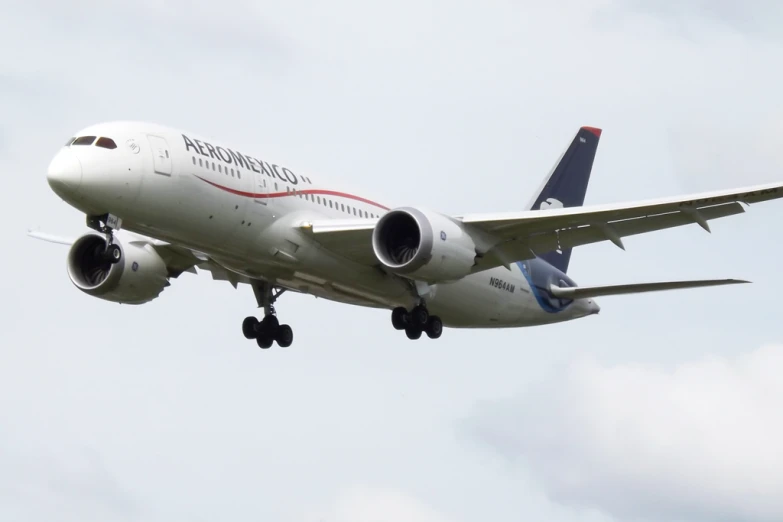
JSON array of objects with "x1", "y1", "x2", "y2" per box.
[{"x1": 526, "y1": 126, "x2": 602, "y2": 273}]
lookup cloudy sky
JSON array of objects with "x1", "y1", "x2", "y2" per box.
[{"x1": 2, "y1": 1, "x2": 783, "y2": 521}]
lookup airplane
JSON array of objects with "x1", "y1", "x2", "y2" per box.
[{"x1": 31, "y1": 121, "x2": 783, "y2": 348}]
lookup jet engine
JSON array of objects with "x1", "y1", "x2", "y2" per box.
[
  {"x1": 371, "y1": 207, "x2": 477, "y2": 283},
  {"x1": 67, "y1": 233, "x2": 170, "y2": 304}
]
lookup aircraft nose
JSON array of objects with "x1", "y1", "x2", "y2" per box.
[{"x1": 47, "y1": 148, "x2": 83, "y2": 197}]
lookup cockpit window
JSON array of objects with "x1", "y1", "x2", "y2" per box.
[
  {"x1": 95, "y1": 137, "x2": 117, "y2": 149},
  {"x1": 65, "y1": 137, "x2": 76, "y2": 146},
  {"x1": 72, "y1": 136, "x2": 96, "y2": 146}
]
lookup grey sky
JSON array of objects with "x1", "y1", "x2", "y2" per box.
[{"x1": 2, "y1": 1, "x2": 782, "y2": 521}]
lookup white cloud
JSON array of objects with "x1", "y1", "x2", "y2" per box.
[
  {"x1": 299, "y1": 485, "x2": 457, "y2": 522},
  {"x1": 601, "y1": 0, "x2": 783, "y2": 40},
  {"x1": 464, "y1": 345, "x2": 783, "y2": 522},
  {"x1": 666, "y1": 110, "x2": 783, "y2": 192}
]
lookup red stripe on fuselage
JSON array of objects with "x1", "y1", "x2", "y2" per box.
[{"x1": 194, "y1": 175, "x2": 390, "y2": 210}]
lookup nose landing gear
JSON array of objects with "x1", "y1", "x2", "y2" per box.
[
  {"x1": 86, "y1": 213, "x2": 123, "y2": 264},
  {"x1": 391, "y1": 304, "x2": 443, "y2": 340},
  {"x1": 242, "y1": 281, "x2": 294, "y2": 349}
]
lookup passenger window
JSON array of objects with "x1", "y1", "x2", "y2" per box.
[
  {"x1": 329, "y1": 200, "x2": 333, "y2": 208},
  {"x1": 199, "y1": 158, "x2": 203, "y2": 167},
  {"x1": 317, "y1": 196, "x2": 321, "y2": 204},
  {"x1": 238, "y1": 172, "x2": 241, "y2": 179},
  {"x1": 218, "y1": 165, "x2": 222, "y2": 173},
  {"x1": 341, "y1": 204, "x2": 345, "y2": 212},
  {"x1": 192, "y1": 157, "x2": 196, "y2": 165},
  {"x1": 72, "y1": 136, "x2": 96, "y2": 146},
  {"x1": 212, "y1": 162, "x2": 216, "y2": 171}
]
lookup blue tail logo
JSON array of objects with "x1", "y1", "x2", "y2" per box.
[{"x1": 538, "y1": 198, "x2": 564, "y2": 210}]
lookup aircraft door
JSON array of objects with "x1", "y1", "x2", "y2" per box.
[
  {"x1": 147, "y1": 135, "x2": 172, "y2": 175},
  {"x1": 253, "y1": 171, "x2": 269, "y2": 205}
]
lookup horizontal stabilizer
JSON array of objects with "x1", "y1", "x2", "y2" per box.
[{"x1": 549, "y1": 278, "x2": 750, "y2": 300}]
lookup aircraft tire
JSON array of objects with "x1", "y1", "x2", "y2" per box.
[
  {"x1": 391, "y1": 307, "x2": 408, "y2": 330},
  {"x1": 411, "y1": 305, "x2": 429, "y2": 327},
  {"x1": 242, "y1": 317, "x2": 259, "y2": 339},
  {"x1": 276, "y1": 325, "x2": 293, "y2": 347},
  {"x1": 256, "y1": 333, "x2": 274, "y2": 349},
  {"x1": 405, "y1": 326, "x2": 422, "y2": 340},
  {"x1": 104, "y1": 243, "x2": 122, "y2": 264},
  {"x1": 425, "y1": 316, "x2": 443, "y2": 339}
]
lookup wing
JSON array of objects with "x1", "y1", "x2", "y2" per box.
[
  {"x1": 27, "y1": 229, "x2": 255, "y2": 288},
  {"x1": 299, "y1": 218, "x2": 378, "y2": 266},
  {"x1": 464, "y1": 181, "x2": 783, "y2": 271},
  {"x1": 297, "y1": 182, "x2": 783, "y2": 270},
  {"x1": 549, "y1": 278, "x2": 749, "y2": 300}
]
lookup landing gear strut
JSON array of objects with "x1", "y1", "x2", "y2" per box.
[
  {"x1": 391, "y1": 303, "x2": 443, "y2": 340},
  {"x1": 242, "y1": 281, "x2": 294, "y2": 349},
  {"x1": 86, "y1": 213, "x2": 123, "y2": 264}
]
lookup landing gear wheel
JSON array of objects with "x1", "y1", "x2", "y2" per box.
[
  {"x1": 425, "y1": 315, "x2": 443, "y2": 339},
  {"x1": 247, "y1": 281, "x2": 295, "y2": 349},
  {"x1": 260, "y1": 314, "x2": 279, "y2": 331},
  {"x1": 411, "y1": 305, "x2": 429, "y2": 327},
  {"x1": 256, "y1": 333, "x2": 274, "y2": 349},
  {"x1": 242, "y1": 316, "x2": 259, "y2": 339},
  {"x1": 276, "y1": 325, "x2": 293, "y2": 347},
  {"x1": 405, "y1": 326, "x2": 423, "y2": 340},
  {"x1": 391, "y1": 307, "x2": 409, "y2": 330},
  {"x1": 104, "y1": 243, "x2": 121, "y2": 264}
]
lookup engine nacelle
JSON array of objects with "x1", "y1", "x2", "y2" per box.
[
  {"x1": 372, "y1": 207, "x2": 477, "y2": 283},
  {"x1": 67, "y1": 234, "x2": 170, "y2": 305}
]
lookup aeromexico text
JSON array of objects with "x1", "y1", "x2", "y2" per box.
[{"x1": 182, "y1": 134, "x2": 309, "y2": 185}]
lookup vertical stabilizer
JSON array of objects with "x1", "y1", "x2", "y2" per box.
[{"x1": 526, "y1": 126, "x2": 602, "y2": 273}]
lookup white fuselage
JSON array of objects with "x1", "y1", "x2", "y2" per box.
[{"x1": 46, "y1": 121, "x2": 598, "y2": 328}]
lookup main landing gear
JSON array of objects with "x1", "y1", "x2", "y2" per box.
[
  {"x1": 86, "y1": 213, "x2": 122, "y2": 264},
  {"x1": 391, "y1": 304, "x2": 443, "y2": 340},
  {"x1": 242, "y1": 282, "x2": 294, "y2": 349}
]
